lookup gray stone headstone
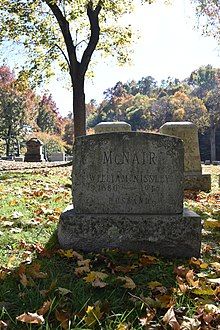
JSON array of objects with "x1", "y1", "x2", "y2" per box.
[
  {"x1": 160, "y1": 122, "x2": 201, "y2": 174},
  {"x1": 72, "y1": 132, "x2": 184, "y2": 214},
  {"x1": 58, "y1": 131, "x2": 202, "y2": 258},
  {"x1": 49, "y1": 152, "x2": 65, "y2": 162},
  {"x1": 160, "y1": 122, "x2": 211, "y2": 191}
]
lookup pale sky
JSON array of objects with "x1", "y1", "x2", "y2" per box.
[
  {"x1": 1, "y1": 0, "x2": 219, "y2": 117},
  {"x1": 46, "y1": 0, "x2": 220, "y2": 117}
]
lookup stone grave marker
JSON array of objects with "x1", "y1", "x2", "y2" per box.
[
  {"x1": 58, "y1": 132, "x2": 201, "y2": 258},
  {"x1": 14, "y1": 156, "x2": 24, "y2": 162},
  {"x1": 24, "y1": 138, "x2": 45, "y2": 162},
  {"x1": 160, "y1": 122, "x2": 211, "y2": 191},
  {"x1": 49, "y1": 152, "x2": 65, "y2": 162},
  {"x1": 212, "y1": 161, "x2": 220, "y2": 165}
]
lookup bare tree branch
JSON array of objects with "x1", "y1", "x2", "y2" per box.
[
  {"x1": 80, "y1": 1, "x2": 102, "y2": 77},
  {"x1": 45, "y1": 0, "x2": 78, "y2": 80},
  {"x1": 55, "y1": 43, "x2": 71, "y2": 71}
]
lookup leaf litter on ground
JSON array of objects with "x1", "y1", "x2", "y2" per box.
[{"x1": 0, "y1": 166, "x2": 220, "y2": 329}]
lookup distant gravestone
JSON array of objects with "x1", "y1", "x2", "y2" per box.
[
  {"x1": 212, "y1": 161, "x2": 220, "y2": 165},
  {"x1": 94, "y1": 121, "x2": 131, "y2": 134},
  {"x1": 58, "y1": 132, "x2": 201, "y2": 258},
  {"x1": 160, "y1": 122, "x2": 211, "y2": 191},
  {"x1": 66, "y1": 155, "x2": 73, "y2": 162},
  {"x1": 49, "y1": 152, "x2": 65, "y2": 162},
  {"x1": 14, "y1": 156, "x2": 24, "y2": 162},
  {"x1": 24, "y1": 138, "x2": 45, "y2": 162}
]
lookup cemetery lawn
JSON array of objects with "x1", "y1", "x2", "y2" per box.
[{"x1": 0, "y1": 166, "x2": 219, "y2": 330}]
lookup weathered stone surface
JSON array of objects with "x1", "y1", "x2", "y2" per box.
[
  {"x1": 24, "y1": 138, "x2": 45, "y2": 162},
  {"x1": 160, "y1": 122, "x2": 211, "y2": 191},
  {"x1": 160, "y1": 122, "x2": 202, "y2": 174},
  {"x1": 184, "y1": 173, "x2": 211, "y2": 192},
  {"x1": 58, "y1": 206, "x2": 202, "y2": 258},
  {"x1": 49, "y1": 152, "x2": 65, "y2": 162},
  {"x1": 72, "y1": 132, "x2": 184, "y2": 214},
  {"x1": 94, "y1": 121, "x2": 131, "y2": 134}
]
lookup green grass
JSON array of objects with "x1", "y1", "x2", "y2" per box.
[{"x1": 0, "y1": 166, "x2": 219, "y2": 329}]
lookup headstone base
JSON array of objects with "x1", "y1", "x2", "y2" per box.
[
  {"x1": 184, "y1": 173, "x2": 211, "y2": 192},
  {"x1": 24, "y1": 154, "x2": 45, "y2": 162},
  {"x1": 58, "y1": 207, "x2": 201, "y2": 258}
]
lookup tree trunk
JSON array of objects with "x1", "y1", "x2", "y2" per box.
[
  {"x1": 6, "y1": 139, "x2": 10, "y2": 157},
  {"x1": 15, "y1": 138, "x2": 20, "y2": 156},
  {"x1": 73, "y1": 79, "x2": 86, "y2": 137},
  {"x1": 210, "y1": 123, "x2": 216, "y2": 162},
  {"x1": 6, "y1": 126, "x2": 12, "y2": 157}
]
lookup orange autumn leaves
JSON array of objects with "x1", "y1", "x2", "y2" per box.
[
  {"x1": 59, "y1": 249, "x2": 159, "y2": 290},
  {"x1": 1, "y1": 247, "x2": 220, "y2": 329}
]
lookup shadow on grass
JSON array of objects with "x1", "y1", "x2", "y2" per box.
[{"x1": 0, "y1": 228, "x2": 190, "y2": 330}]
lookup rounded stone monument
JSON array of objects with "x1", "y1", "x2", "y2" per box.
[
  {"x1": 160, "y1": 121, "x2": 211, "y2": 191},
  {"x1": 94, "y1": 121, "x2": 131, "y2": 134},
  {"x1": 24, "y1": 138, "x2": 45, "y2": 162}
]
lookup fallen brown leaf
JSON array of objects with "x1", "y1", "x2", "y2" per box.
[
  {"x1": 163, "y1": 306, "x2": 180, "y2": 330},
  {"x1": 55, "y1": 309, "x2": 69, "y2": 330},
  {"x1": 139, "y1": 255, "x2": 158, "y2": 266},
  {"x1": 16, "y1": 312, "x2": 44, "y2": 324},
  {"x1": 19, "y1": 273, "x2": 28, "y2": 287},
  {"x1": 37, "y1": 300, "x2": 51, "y2": 315},
  {"x1": 139, "y1": 308, "x2": 156, "y2": 326},
  {"x1": 0, "y1": 320, "x2": 8, "y2": 329},
  {"x1": 180, "y1": 316, "x2": 201, "y2": 330},
  {"x1": 117, "y1": 276, "x2": 136, "y2": 289},
  {"x1": 92, "y1": 278, "x2": 107, "y2": 288},
  {"x1": 176, "y1": 276, "x2": 188, "y2": 293},
  {"x1": 185, "y1": 270, "x2": 199, "y2": 287}
]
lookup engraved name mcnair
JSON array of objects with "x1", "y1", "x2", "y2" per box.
[{"x1": 102, "y1": 151, "x2": 157, "y2": 165}]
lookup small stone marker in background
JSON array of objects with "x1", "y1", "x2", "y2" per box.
[
  {"x1": 66, "y1": 155, "x2": 73, "y2": 162},
  {"x1": 160, "y1": 122, "x2": 211, "y2": 191},
  {"x1": 94, "y1": 121, "x2": 131, "y2": 134},
  {"x1": 49, "y1": 152, "x2": 65, "y2": 162},
  {"x1": 58, "y1": 132, "x2": 201, "y2": 258},
  {"x1": 24, "y1": 138, "x2": 45, "y2": 162},
  {"x1": 212, "y1": 161, "x2": 220, "y2": 165},
  {"x1": 14, "y1": 156, "x2": 24, "y2": 162}
]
